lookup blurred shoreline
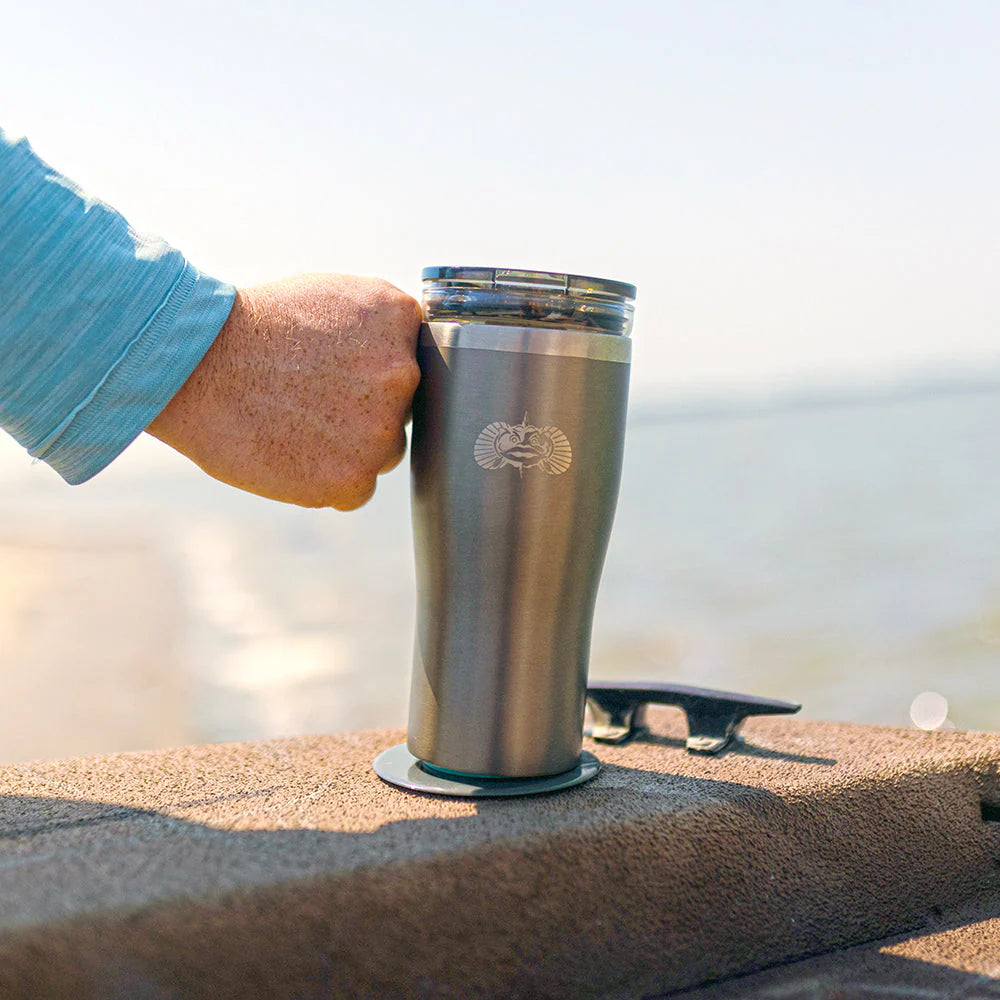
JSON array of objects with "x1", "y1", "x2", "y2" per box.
[{"x1": 629, "y1": 362, "x2": 1000, "y2": 425}]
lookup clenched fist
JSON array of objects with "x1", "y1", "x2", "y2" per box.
[{"x1": 147, "y1": 274, "x2": 421, "y2": 509}]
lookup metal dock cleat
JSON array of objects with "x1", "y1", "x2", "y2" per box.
[{"x1": 586, "y1": 681, "x2": 801, "y2": 754}]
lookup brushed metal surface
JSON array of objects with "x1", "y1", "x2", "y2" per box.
[
  {"x1": 407, "y1": 322, "x2": 631, "y2": 777},
  {"x1": 419, "y1": 322, "x2": 632, "y2": 362}
]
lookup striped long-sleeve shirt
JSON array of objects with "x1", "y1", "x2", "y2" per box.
[{"x1": 0, "y1": 129, "x2": 235, "y2": 484}]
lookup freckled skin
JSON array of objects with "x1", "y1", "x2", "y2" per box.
[{"x1": 146, "y1": 273, "x2": 421, "y2": 509}]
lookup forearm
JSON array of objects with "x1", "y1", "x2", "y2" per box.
[{"x1": 0, "y1": 128, "x2": 235, "y2": 483}]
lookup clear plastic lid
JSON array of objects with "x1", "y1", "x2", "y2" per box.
[{"x1": 421, "y1": 266, "x2": 635, "y2": 336}]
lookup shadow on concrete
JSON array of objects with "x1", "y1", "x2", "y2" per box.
[
  {"x1": 673, "y1": 941, "x2": 1000, "y2": 999},
  {"x1": 632, "y1": 731, "x2": 838, "y2": 766}
]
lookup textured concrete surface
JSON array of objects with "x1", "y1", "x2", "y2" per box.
[
  {"x1": 0, "y1": 710, "x2": 998, "y2": 998},
  {"x1": 677, "y1": 891, "x2": 1000, "y2": 998}
]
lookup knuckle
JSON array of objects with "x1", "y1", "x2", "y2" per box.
[
  {"x1": 383, "y1": 419, "x2": 406, "y2": 451},
  {"x1": 375, "y1": 285, "x2": 422, "y2": 332},
  {"x1": 400, "y1": 292, "x2": 423, "y2": 328},
  {"x1": 311, "y1": 447, "x2": 376, "y2": 510},
  {"x1": 405, "y1": 356, "x2": 421, "y2": 391},
  {"x1": 369, "y1": 362, "x2": 419, "y2": 411},
  {"x1": 359, "y1": 417, "x2": 401, "y2": 461},
  {"x1": 334, "y1": 474, "x2": 377, "y2": 511},
  {"x1": 388, "y1": 356, "x2": 421, "y2": 397}
]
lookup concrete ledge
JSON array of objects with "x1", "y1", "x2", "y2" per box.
[
  {"x1": 679, "y1": 890, "x2": 1000, "y2": 997},
  {"x1": 0, "y1": 711, "x2": 998, "y2": 998}
]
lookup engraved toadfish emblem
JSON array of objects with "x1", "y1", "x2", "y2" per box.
[{"x1": 474, "y1": 413, "x2": 572, "y2": 475}]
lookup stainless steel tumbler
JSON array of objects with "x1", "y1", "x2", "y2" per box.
[{"x1": 407, "y1": 267, "x2": 634, "y2": 778}]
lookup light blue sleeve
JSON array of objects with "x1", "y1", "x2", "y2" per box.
[{"x1": 0, "y1": 128, "x2": 236, "y2": 484}]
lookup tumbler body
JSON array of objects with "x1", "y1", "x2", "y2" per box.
[{"x1": 408, "y1": 320, "x2": 631, "y2": 777}]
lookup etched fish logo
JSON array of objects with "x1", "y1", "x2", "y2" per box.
[{"x1": 474, "y1": 413, "x2": 572, "y2": 475}]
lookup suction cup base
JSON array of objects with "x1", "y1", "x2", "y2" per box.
[{"x1": 373, "y1": 744, "x2": 600, "y2": 798}]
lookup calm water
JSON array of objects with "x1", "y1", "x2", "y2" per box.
[
  {"x1": 604, "y1": 386, "x2": 1000, "y2": 731},
  {"x1": 3, "y1": 383, "x2": 999, "y2": 745}
]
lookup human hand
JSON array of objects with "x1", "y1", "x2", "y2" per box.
[{"x1": 146, "y1": 273, "x2": 421, "y2": 509}]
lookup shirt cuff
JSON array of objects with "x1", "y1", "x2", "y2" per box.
[{"x1": 34, "y1": 264, "x2": 236, "y2": 485}]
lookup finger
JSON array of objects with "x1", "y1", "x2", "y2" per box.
[{"x1": 379, "y1": 427, "x2": 408, "y2": 475}]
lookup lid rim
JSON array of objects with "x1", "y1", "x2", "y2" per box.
[{"x1": 421, "y1": 266, "x2": 636, "y2": 301}]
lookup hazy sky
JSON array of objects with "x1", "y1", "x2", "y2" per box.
[{"x1": 4, "y1": 1, "x2": 998, "y2": 394}]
